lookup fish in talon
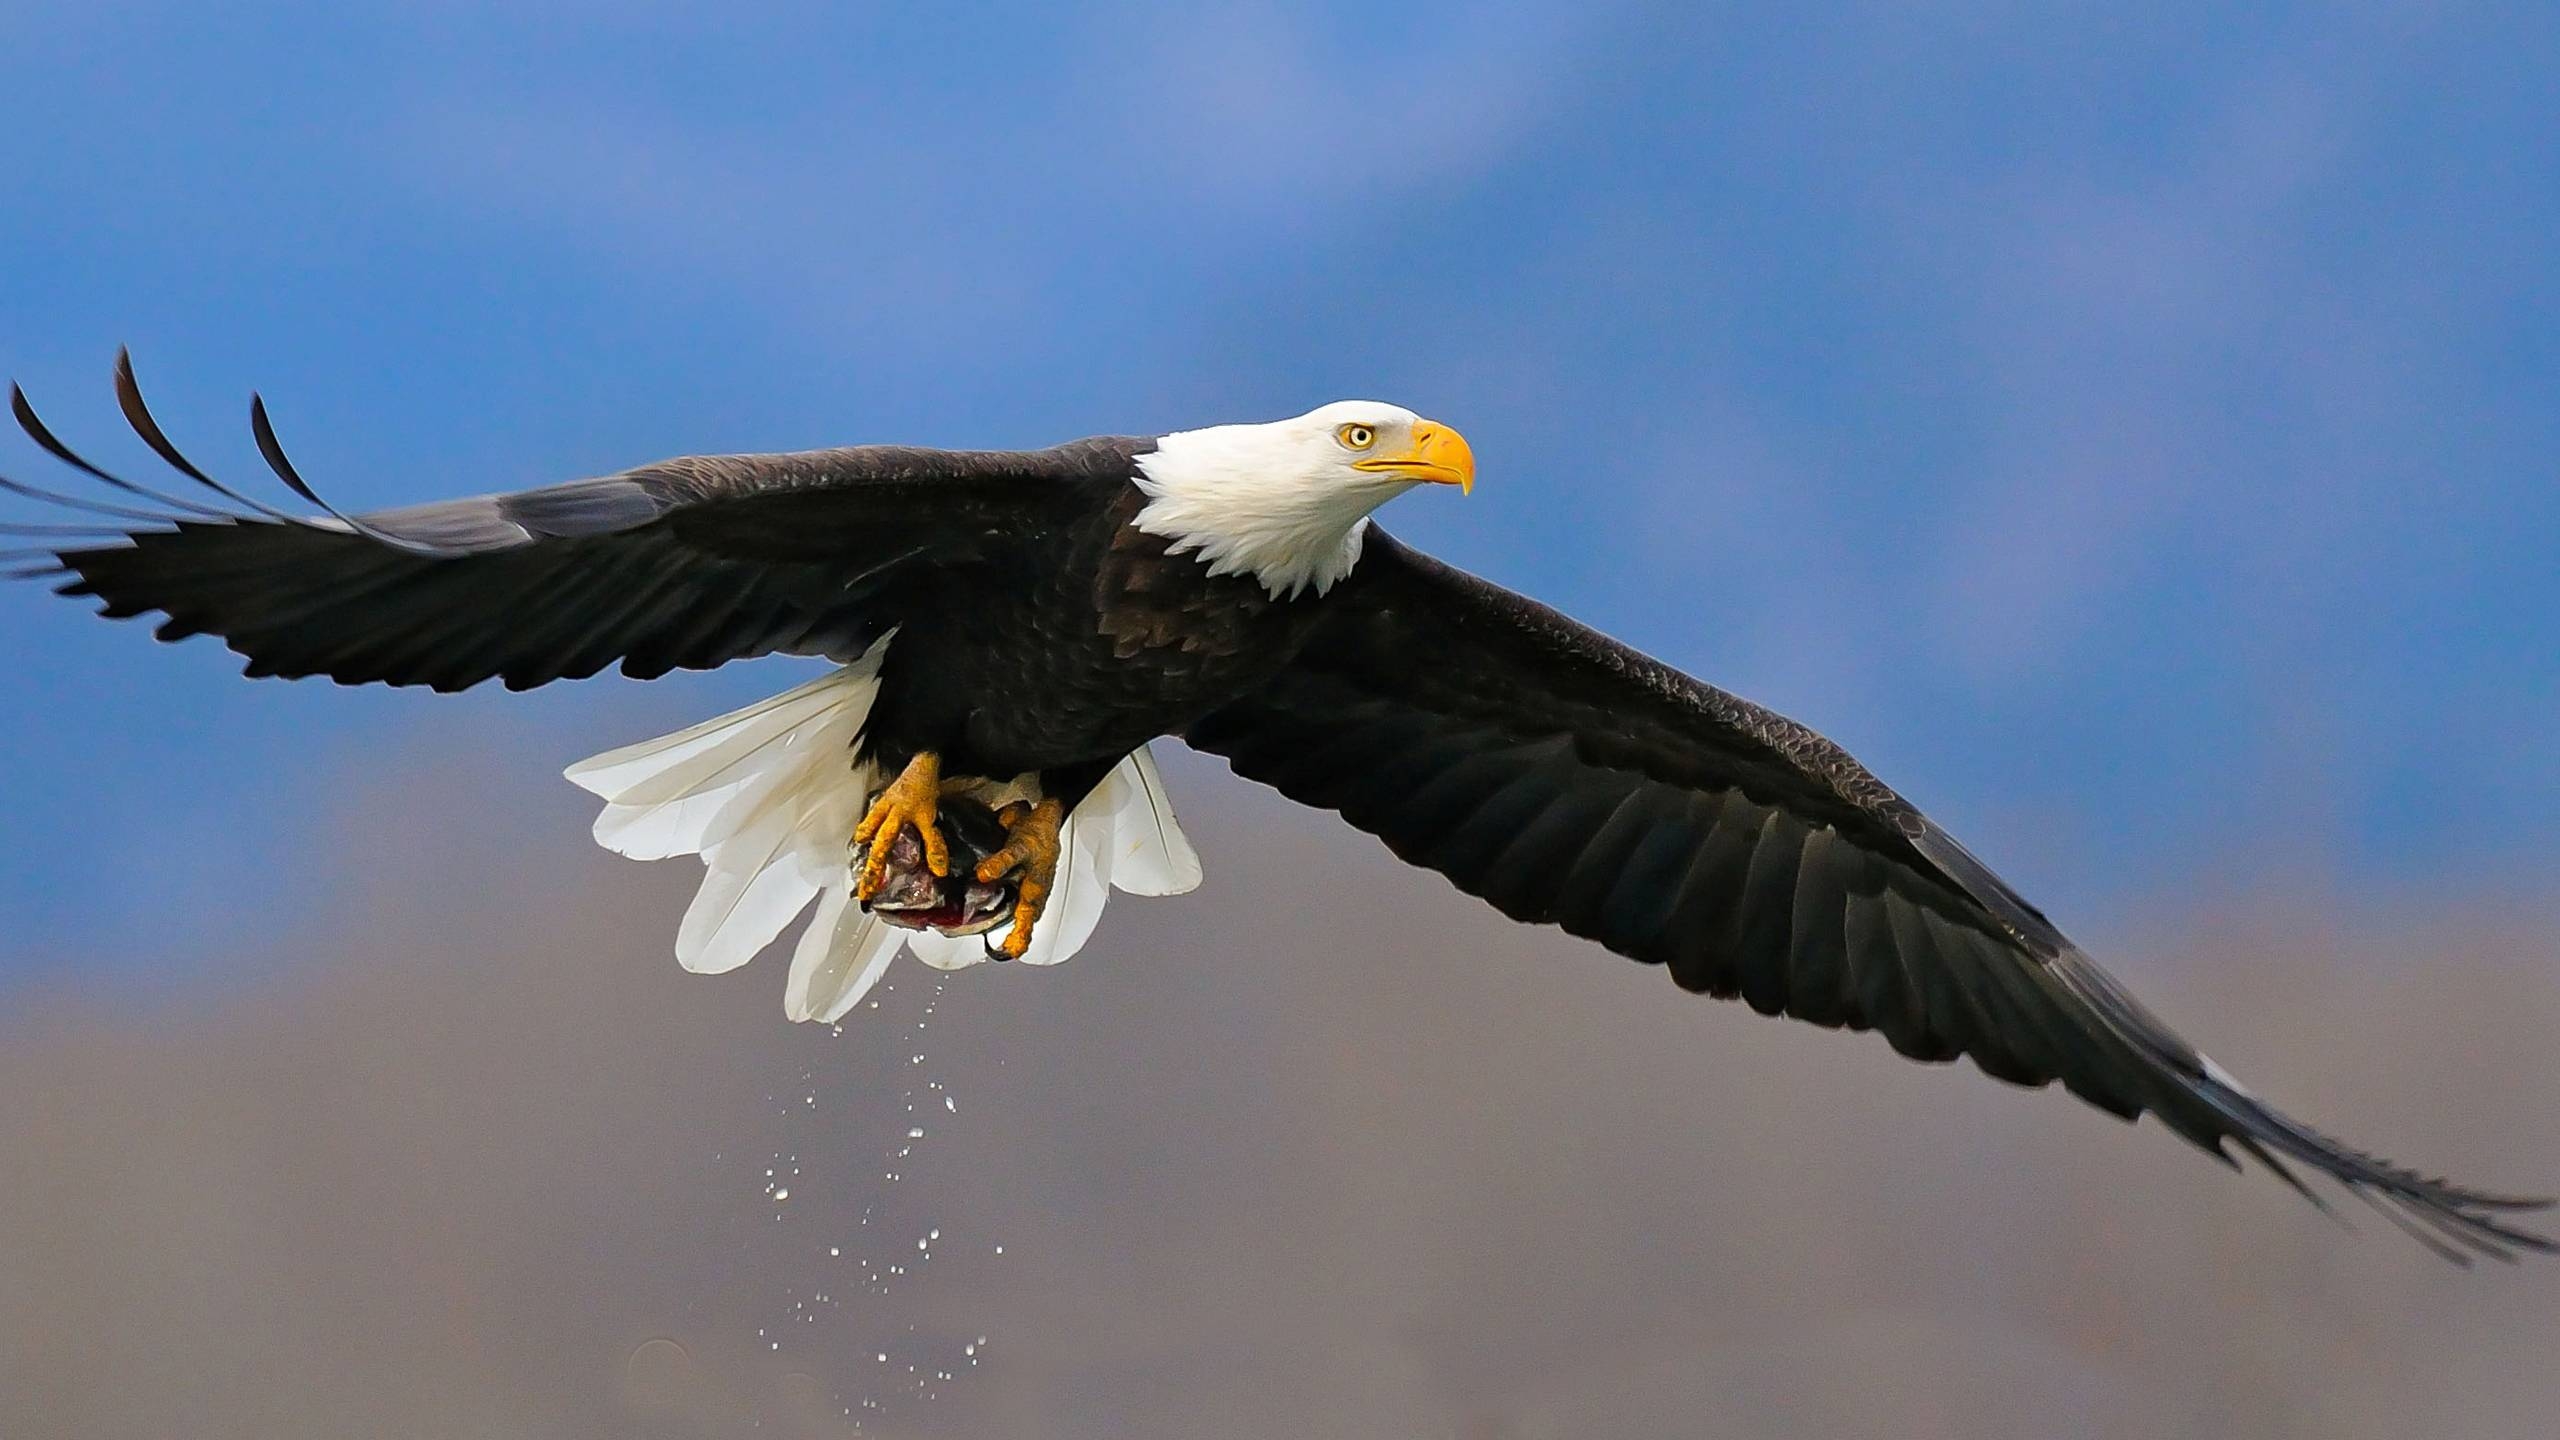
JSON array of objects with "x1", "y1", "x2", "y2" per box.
[{"x1": 861, "y1": 791, "x2": 1019, "y2": 939}]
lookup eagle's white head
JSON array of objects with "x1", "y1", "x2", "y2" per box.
[{"x1": 1131, "y1": 400, "x2": 1475, "y2": 600}]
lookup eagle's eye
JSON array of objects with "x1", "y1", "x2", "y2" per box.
[{"x1": 1337, "y1": 423, "x2": 1377, "y2": 450}]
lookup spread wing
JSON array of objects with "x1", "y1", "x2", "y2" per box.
[
  {"x1": 3, "y1": 353, "x2": 1133, "y2": 691},
  {"x1": 1187, "y1": 529, "x2": 2554, "y2": 1261}
]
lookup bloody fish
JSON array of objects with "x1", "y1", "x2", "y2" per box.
[{"x1": 858, "y1": 790, "x2": 1019, "y2": 939}]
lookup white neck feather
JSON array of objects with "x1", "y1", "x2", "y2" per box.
[{"x1": 1130, "y1": 421, "x2": 1410, "y2": 600}]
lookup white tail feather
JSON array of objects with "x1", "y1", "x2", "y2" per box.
[
  {"x1": 569, "y1": 678, "x2": 853, "y2": 810},
  {"x1": 782, "y1": 888, "x2": 906, "y2": 1024},
  {"x1": 564, "y1": 637, "x2": 1203, "y2": 1019},
  {"x1": 673, "y1": 785, "x2": 850, "y2": 974},
  {"x1": 567, "y1": 644, "x2": 887, "y2": 976},
  {"x1": 1098, "y1": 745, "x2": 1204, "y2": 897}
]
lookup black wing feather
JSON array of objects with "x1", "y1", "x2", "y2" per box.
[
  {"x1": 12, "y1": 378, "x2": 246, "y2": 521},
  {"x1": 7, "y1": 358, "x2": 1129, "y2": 691},
  {"x1": 1188, "y1": 530, "x2": 2552, "y2": 1261}
]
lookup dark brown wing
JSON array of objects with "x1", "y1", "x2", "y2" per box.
[
  {"x1": 1186, "y1": 529, "x2": 2553, "y2": 1262},
  {"x1": 3, "y1": 354, "x2": 1138, "y2": 691}
]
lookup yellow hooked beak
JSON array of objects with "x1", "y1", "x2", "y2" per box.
[{"x1": 1354, "y1": 419, "x2": 1475, "y2": 494}]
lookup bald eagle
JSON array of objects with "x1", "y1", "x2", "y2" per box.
[{"x1": 5, "y1": 353, "x2": 2550, "y2": 1262}]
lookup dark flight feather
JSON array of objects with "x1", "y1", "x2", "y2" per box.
[
  {"x1": 249, "y1": 391, "x2": 466, "y2": 556},
  {"x1": 4, "y1": 358, "x2": 1135, "y2": 691},
  {"x1": 1188, "y1": 530, "x2": 2554, "y2": 1261},
  {"x1": 110, "y1": 350, "x2": 307, "y2": 527},
  {"x1": 2, "y1": 522, "x2": 138, "y2": 539},
  {"x1": 12, "y1": 379, "x2": 246, "y2": 522}
]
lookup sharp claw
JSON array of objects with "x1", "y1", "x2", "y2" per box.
[
  {"x1": 853, "y1": 751, "x2": 945, "y2": 902},
  {"x1": 999, "y1": 878, "x2": 1048, "y2": 959},
  {"x1": 855, "y1": 834, "x2": 892, "y2": 901},
  {"x1": 980, "y1": 797, "x2": 1063, "y2": 958},
  {"x1": 998, "y1": 919, "x2": 1034, "y2": 960}
]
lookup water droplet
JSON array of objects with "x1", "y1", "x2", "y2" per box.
[
  {"x1": 829, "y1": 1247, "x2": 841, "y2": 1257},
  {"x1": 943, "y1": 1095, "x2": 957, "y2": 1112},
  {"x1": 772, "y1": 1188, "x2": 790, "y2": 1201}
]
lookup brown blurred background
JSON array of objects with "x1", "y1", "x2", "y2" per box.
[{"x1": 2, "y1": 730, "x2": 2553, "y2": 1440}]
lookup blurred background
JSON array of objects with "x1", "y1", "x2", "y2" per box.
[{"x1": 2, "y1": 3, "x2": 2556, "y2": 1436}]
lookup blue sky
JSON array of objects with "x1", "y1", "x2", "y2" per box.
[{"x1": 3, "y1": 1, "x2": 2554, "y2": 985}]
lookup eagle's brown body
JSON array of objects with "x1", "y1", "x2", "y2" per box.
[{"x1": 861, "y1": 472, "x2": 1322, "y2": 809}]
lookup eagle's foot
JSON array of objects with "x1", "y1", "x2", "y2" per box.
[
  {"x1": 853, "y1": 751, "x2": 948, "y2": 901},
  {"x1": 977, "y1": 797, "x2": 1066, "y2": 959}
]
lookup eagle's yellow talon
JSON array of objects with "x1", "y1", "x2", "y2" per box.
[
  {"x1": 997, "y1": 887, "x2": 1047, "y2": 959},
  {"x1": 854, "y1": 751, "x2": 946, "y2": 901},
  {"x1": 976, "y1": 797, "x2": 1065, "y2": 956}
]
